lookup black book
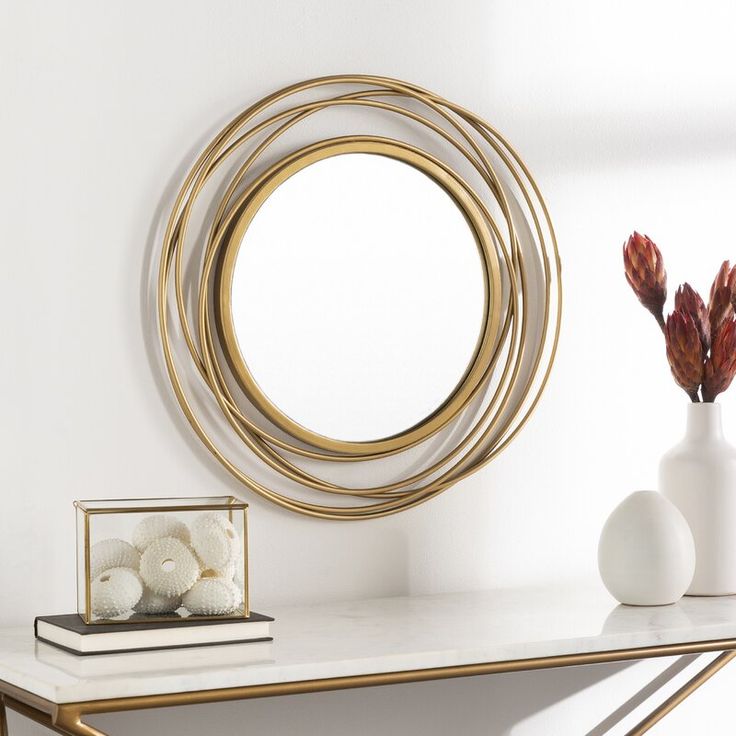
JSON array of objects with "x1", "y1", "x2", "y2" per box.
[{"x1": 35, "y1": 612, "x2": 274, "y2": 656}]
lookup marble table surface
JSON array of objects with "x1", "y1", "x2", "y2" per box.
[{"x1": 2, "y1": 583, "x2": 736, "y2": 704}]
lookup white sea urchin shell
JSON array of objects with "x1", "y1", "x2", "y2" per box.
[
  {"x1": 191, "y1": 514, "x2": 240, "y2": 572},
  {"x1": 132, "y1": 515, "x2": 190, "y2": 553},
  {"x1": 182, "y1": 578, "x2": 242, "y2": 615},
  {"x1": 90, "y1": 539, "x2": 140, "y2": 580},
  {"x1": 139, "y1": 536, "x2": 199, "y2": 597},
  {"x1": 134, "y1": 587, "x2": 182, "y2": 615},
  {"x1": 200, "y1": 554, "x2": 240, "y2": 582},
  {"x1": 233, "y1": 558, "x2": 245, "y2": 591},
  {"x1": 91, "y1": 567, "x2": 143, "y2": 618}
]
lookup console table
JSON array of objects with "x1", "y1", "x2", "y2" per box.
[{"x1": 2, "y1": 585, "x2": 735, "y2": 735}]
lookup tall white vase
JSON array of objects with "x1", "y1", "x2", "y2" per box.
[{"x1": 659, "y1": 402, "x2": 736, "y2": 595}]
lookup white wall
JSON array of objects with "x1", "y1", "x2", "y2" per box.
[{"x1": 3, "y1": 0, "x2": 736, "y2": 733}]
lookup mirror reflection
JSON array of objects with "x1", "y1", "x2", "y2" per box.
[{"x1": 229, "y1": 153, "x2": 487, "y2": 443}]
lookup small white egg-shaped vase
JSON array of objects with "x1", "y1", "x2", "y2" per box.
[{"x1": 598, "y1": 491, "x2": 695, "y2": 606}]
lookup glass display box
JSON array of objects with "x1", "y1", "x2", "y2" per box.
[{"x1": 74, "y1": 496, "x2": 249, "y2": 624}]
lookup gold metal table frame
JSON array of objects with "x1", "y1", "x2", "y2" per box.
[{"x1": 1, "y1": 640, "x2": 734, "y2": 736}]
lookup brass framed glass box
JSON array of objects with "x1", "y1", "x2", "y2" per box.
[{"x1": 74, "y1": 496, "x2": 249, "y2": 624}]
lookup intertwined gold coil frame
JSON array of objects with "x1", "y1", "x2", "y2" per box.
[{"x1": 158, "y1": 75, "x2": 562, "y2": 520}]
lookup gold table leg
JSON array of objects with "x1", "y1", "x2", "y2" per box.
[
  {"x1": 0, "y1": 695, "x2": 8, "y2": 736},
  {"x1": 2, "y1": 696, "x2": 73, "y2": 735},
  {"x1": 53, "y1": 707, "x2": 107, "y2": 736},
  {"x1": 626, "y1": 649, "x2": 736, "y2": 736}
]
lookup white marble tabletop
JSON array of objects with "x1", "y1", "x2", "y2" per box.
[{"x1": 2, "y1": 583, "x2": 736, "y2": 704}]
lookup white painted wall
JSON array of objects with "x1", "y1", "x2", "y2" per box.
[{"x1": 2, "y1": 0, "x2": 736, "y2": 733}]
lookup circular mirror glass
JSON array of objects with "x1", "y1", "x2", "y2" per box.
[{"x1": 228, "y1": 152, "x2": 487, "y2": 443}]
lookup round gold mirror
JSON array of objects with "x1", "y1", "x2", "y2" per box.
[{"x1": 158, "y1": 75, "x2": 561, "y2": 520}]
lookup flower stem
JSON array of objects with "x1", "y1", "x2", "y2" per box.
[{"x1": 655, "y1": 311, "x2": 666, "y2": 334}]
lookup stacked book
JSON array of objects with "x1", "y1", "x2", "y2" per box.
[{"x1": 35, "y1": 612, "x2": 273, "y2": 656}]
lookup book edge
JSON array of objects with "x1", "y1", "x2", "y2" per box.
[
  {"x1": 36, "y1": 635, "x2": 274, "y2": 657},
  {"x1": 35, "y1": 611, "x2": 275, "y2": 634}
]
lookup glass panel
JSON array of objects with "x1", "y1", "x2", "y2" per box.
[
  {"x1": 75, "y1": 504, "x2": 88, "y2": 620},
  {"x1": 75, "y1": 499, "x2": 248, "y2": 623},
  {"x1": 75, "y1": 496, "x2": 245, "y2": 512}
]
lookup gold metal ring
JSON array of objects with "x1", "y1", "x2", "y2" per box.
[{"x1": 157, "y1": 74, "x2": 562, "y2": 520}]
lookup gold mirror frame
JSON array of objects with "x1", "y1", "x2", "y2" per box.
[{"x1": 157, "y1": 75, "x2": 562, "y2": 520}]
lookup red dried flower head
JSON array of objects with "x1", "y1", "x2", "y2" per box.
[
  {"x1": 709, "y1": 260, "x2": 736, "y2": 302},
  {"x1": 703, "y1": 318, "x2": 736, "y2": 402},
  {"x1": 675, "y1": 283, "x2": 710, "y2": 352},
  {"x1": 623, "y1": 232, "x2": 667, "y2": 329},
  {"x1": 708, "y1": 261, "x2": 736, "y2": 338},
  {"x1": 665, "y1": 310, "x2": 705, "y2": 401}
]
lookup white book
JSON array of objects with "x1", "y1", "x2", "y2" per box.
[{"x1": 35, "y1": 638, "x2": 274, "y2": 677}]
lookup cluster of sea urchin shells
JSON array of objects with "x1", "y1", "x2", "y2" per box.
[{"x1": 89, "y1": 513, "x2": 243, "y2": 619}]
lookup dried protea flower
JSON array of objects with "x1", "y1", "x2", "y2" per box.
[
  {"x1": 708, "y1": 261, "x2": 736, "y2": 338},
  {"x1": 709, "y1": 260, "x2": 736, "y2": 302},
  {"x1": 675, "y1": 283, "x2": 710, "y2": 352},
  {"x1": 709, "y1": 285, "x2": 732, "y2": 341},
  {"x1": 623, "y1": 232, "x2": 667, "y2": 330},
  {"x1": 703, "y1": 318, "x2": 736, "y2": 402},
  {"x1": 665, "y1": 310, "x2": 704, "y2": 401}
]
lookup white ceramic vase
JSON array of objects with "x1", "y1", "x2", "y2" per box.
[
  {"x1": 659, "y1": 402, "x2": 736, "y2": 595},
  {"x1": 598, "y1": 491, "x2": 695, "y2": 605}
]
